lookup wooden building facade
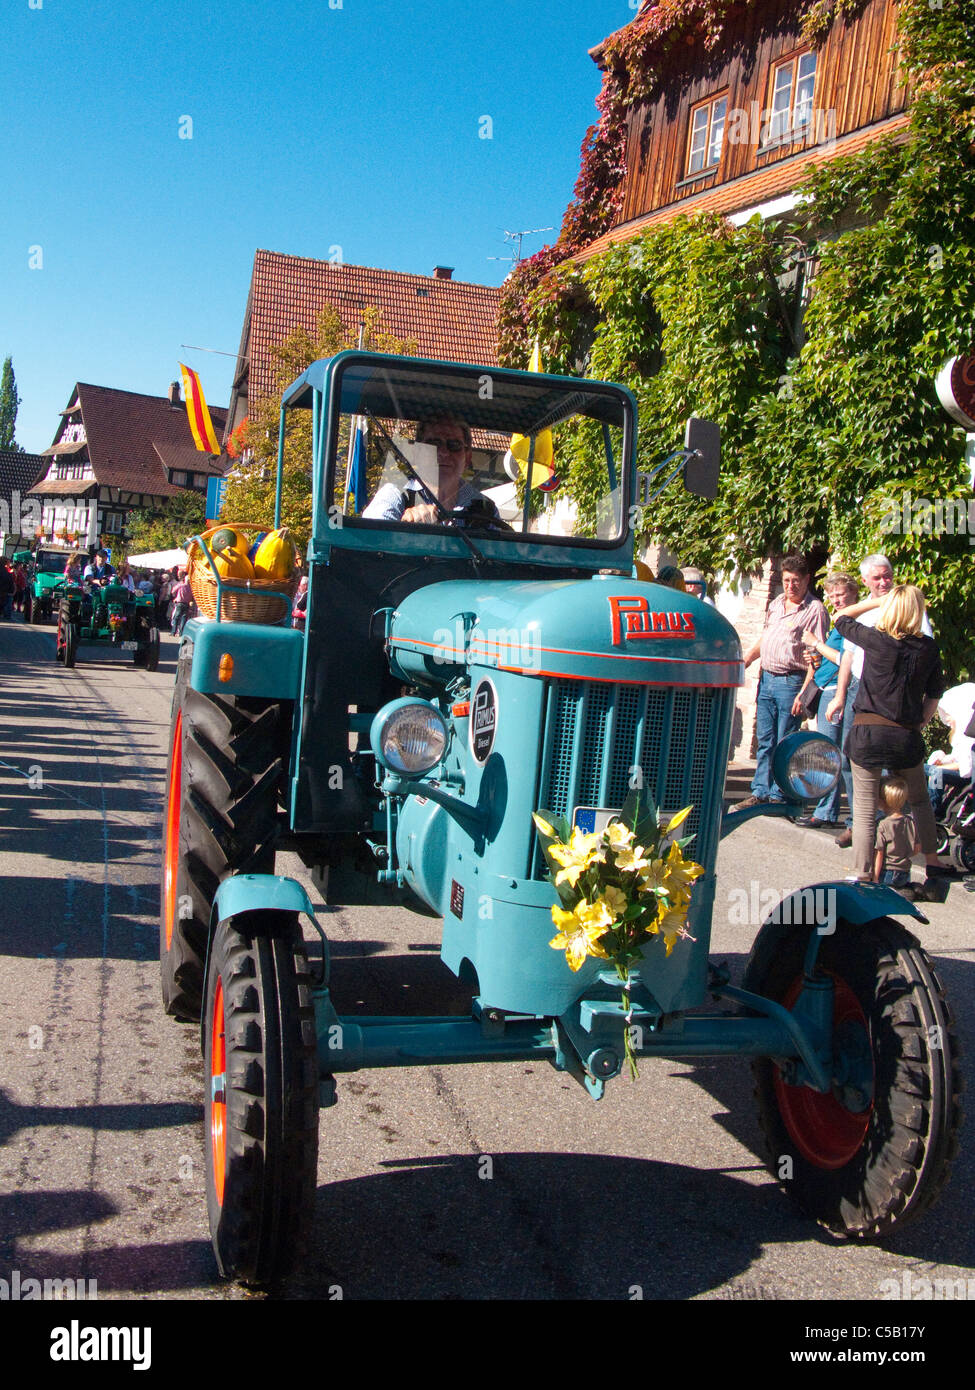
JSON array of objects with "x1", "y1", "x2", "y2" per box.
[{"x1": 582, "y1": 0, "x2": 911, "y2": 258}]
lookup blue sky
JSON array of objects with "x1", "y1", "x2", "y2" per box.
[{"x1": 3, "y1": 0, "x2": 634, "y2": 452}]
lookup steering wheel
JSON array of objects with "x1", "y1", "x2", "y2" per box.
[{"x1": 454, "y1": 498, "x2": 514, "y2": 534}]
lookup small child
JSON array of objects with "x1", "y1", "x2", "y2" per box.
[{"x1": 874, "y1": 776, "x2": 920, "y2": 889}]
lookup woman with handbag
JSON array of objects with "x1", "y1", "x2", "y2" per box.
[
  {"x1": 833, "y1": 585, "x2": 951, "y2": 898},
  {"x1": 796, "y1": 572, "x2": 860, "y2": 828}
]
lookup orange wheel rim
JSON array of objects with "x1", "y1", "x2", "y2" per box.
[
  {"x1": 210, "y1": 977, "x2": 227, "y2": 1206},
  {"x1": 775, "y1": 973, "x2": 873, "y2": 1170},
  {"x1": 163, "y1": 710, "x2": 182, "y2": 949}
]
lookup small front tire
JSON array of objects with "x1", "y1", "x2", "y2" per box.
[
  {"x1": 203, "y1": 911, "x2": 319, "y2": 1284},
  {"x1": 743, "y1": 915, "x2": 961, "y2": 1240}
]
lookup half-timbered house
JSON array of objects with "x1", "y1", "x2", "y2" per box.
[{"x1": 29, "y1": 382, "x2": 227, "y2": 550}]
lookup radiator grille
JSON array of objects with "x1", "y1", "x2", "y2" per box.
[{"x1": 535, "y1": 679, "x2": 728, "y2": 878}]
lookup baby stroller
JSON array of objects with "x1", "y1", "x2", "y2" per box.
[{"x1": 935, "y1": 781, "x2": 975, "y2": 874}]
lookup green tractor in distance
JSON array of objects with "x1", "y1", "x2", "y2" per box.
[
  {"x1": 55, "y1": 578, "x2": 160, "y2": 670},
  {"x1": 24, "y1": 546, "x2": 76, "y2": 625}
]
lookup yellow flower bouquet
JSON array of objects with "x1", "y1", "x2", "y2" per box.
[{"x1": 533, "y1": 792, "x2": 704, "y2": 1078}]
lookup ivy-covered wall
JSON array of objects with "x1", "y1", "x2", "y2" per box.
[{"x1": 498, "y1": 0, "x2": 975, "y2": 681}]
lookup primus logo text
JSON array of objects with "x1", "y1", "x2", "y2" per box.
[{"x1": 609, "y1": 596, "x2": 695, "y2": 647}]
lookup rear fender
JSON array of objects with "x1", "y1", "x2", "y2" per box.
[{"x1": 187, "y1": 619, "x2": 303, "y2": 698}]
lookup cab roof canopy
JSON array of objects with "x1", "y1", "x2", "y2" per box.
[{"x1": 282, "y1": 352, "x2": 629, "y2": 433}]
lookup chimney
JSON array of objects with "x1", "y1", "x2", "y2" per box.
[
  {"x1": 433, "y1": 266, "x2": 454, "y2": 280},
  {"x1": 168, "y1": 381, "x2": 181, "y2": 407}
]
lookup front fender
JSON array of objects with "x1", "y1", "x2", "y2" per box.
[
  {"x1": 210, "y1": 873, "x2": 316, "y2": 928},
  {"x1": 201, "y1": 875, "x2": 323, "y2": 1049},
  {"x1": 770, "y1": 879, "x2": 927, "y2": 933}
]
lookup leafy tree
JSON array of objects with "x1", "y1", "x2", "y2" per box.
[
  {"x1": 0, "y1": 356, "x2": 23, "y2": 452},
  {"x1": 126, "y1": 489, "x2": 206, "y2": 556},
  {"x1": 220, "y1": 306, "x2": 417, "y2": 550}
]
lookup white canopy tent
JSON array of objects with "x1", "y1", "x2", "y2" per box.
[{"x1": 126, "y1": 547, "x2": 189, "y2": 570}]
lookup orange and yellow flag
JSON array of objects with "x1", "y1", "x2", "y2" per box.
[{"x1": 179, "y1": 363, "x2": 221, "y2": 454}]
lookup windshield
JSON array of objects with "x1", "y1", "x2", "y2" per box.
[
  {"x1": 36, "y1": 551, "x2": 69, "y2": 572},
  {"x1": 325, "y1": 357, "x2": 631, "y2": 545}
]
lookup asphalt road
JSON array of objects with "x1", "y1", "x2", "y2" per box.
[{"x1": 1, "y1": 615, "x2": 973, "y2": 1303}]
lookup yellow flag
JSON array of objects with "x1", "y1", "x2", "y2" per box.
[{"x1": 504, "y1": 339, "x2": 557, "y2": 490}]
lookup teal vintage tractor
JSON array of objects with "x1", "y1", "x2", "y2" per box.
[
  {"x1": 55, "y1": 577, "x2": 160, "y2": 669},
  {"x1": 160, "y1": 351, "x2": 960, "y2": 1284},
  {"x1": 24, "y1": 547, "x2": 75, "y2": 624}
]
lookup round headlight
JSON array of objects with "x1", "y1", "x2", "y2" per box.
[
  {"x1": 773, "y1": 732, "x2": 843, "y2": 804},
  {"x1": 371, "y1": 699, "x2": 448, "y2": 775}
]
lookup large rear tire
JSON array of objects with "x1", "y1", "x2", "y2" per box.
[
  {"x1": 204, "y1": 911, "x2": 319, "y2": 1284},
  {"x1": 160, "y1": 686, "x2": 284, "y2": 1020},
  {"x1": 743, "y1": 915, "x2": 961, "y2": 1239}
]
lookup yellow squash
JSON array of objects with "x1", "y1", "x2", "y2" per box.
[
  {"x1": 210, "y1": 544, "x2": 254, "y2": 581},
  {"x1": 252, "y1": 527, "x2": 296, "y2": 581}
]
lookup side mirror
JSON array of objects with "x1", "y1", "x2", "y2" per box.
[{"x1": 683, "y1": 418, "x2": 720, "y2": 499}]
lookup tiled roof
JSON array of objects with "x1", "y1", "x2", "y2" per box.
[
  {"x1": 234, "y1": 251, "x2": 502, "y2": 436},
  {"x1": 31, "y1": 383, "x2": 229, "y2": 499},
  {"x1": 0, "y1": 448, "x2": 48, "y2": 516},
  {"x1": 576, "y1": 114, "x2": 912, "y2": 259}
]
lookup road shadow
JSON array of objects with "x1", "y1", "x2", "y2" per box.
[
  {"x1": 0, "y1": 1189, "x2": 118, "y2": 1263},
  {"x1": 0, "y1": 875, "x2": 163, "y2": 959},
  {"x1": 279, "y1": 1151, "x2": 777, "y2": 1300},
  {"x1": 0, "y1": 1090, "x2": 202, "y2": 1147}
]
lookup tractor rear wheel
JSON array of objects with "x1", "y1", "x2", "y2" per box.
[
  {"x1": 204, "y1": 911, "x2": 319, "y2": 1284},
  {"x1": 160, "y1": 686, "x2": 284, "y2": 1020},
  {"x1": 743, "y1": 915, "x2": 960, "y2": 1239}
]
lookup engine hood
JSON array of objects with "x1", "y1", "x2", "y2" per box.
[{"x1": 387, "y1": 575, "x2": 743, "y2": 688}]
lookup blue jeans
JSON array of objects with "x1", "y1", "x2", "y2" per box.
[
  {"x1": 813, "y1": 683, "x2": 842, "y2": 821},
  {"x1": 838, "y1": 674, "x2": 859, "y2": 828},
  {"x1": 752, "y1": 670, "x2": 804, "y2": 801},
  {"x1": 880, "y1": 868, "x2": 911, "y2": 888}
]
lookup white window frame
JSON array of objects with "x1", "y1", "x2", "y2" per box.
[
  {"x1": 686, "y1": 92, "x2": 728, "y2": 176},
  {"x1": 765, "y1": 50, "x2": 817, "y2": 146}
]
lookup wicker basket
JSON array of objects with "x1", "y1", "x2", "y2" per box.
[{"x1": 187, "y1": 524, "x2": 295, "y2": 626}]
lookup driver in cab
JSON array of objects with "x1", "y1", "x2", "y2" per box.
[
  {"x1": 363, "y1": 416, "x2": 492, "y2": 524},
  {"x1": 83, "y1": 549, "x2": 115, "y2": 585}
]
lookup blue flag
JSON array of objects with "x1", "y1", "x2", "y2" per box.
[{"x1": 348, "y1": 420, "x2": 367, "y2": 513}]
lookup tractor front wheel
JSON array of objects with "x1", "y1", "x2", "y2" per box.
[
  {"x1": 63, "y1": 620, "x2": 78, "y2": 668},
  {"x1": 203, "y1": 911, "x2": 319, "y2": 1284},
  {"x1": 743, "y1": 915, "x2": 961, "y2": 1239},
  {"x1": 160, "y1": 687, "x2": 284, "y2": 1020}
]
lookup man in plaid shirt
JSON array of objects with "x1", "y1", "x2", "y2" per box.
[{"x1": 733, "y1": 555, "x2": 828, "y2": 810}]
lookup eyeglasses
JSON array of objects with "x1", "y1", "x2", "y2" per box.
[{"x1": 420, "y1": 436, "x2": 466, "y2": 454}]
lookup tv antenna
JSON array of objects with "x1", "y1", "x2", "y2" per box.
[{"x1": 487, "y1": 227, "x2": 554, "y2": 265}]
